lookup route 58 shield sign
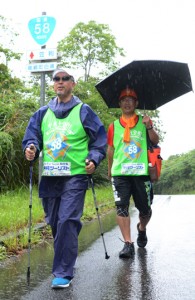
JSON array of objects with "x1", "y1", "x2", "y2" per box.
[{"x1": 28, "y1": 16, "x2": 56, "y2": 46}]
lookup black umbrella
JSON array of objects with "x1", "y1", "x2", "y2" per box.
[{"x1": 95, "y1": 60, "x2": 193, "y2": 110}]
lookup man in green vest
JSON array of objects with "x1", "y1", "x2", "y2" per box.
[
  {"x1": 107, "y1": 88, "x2": 159, "y2": 258},
  {"x1": 22, "y1": 68, "x2": 107, "y2": 288}
]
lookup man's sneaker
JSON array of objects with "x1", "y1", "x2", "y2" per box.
[
  {"x1": 51, "y1": 277, "x2": 72, "y2": 289},
  {"x1": 137, "y1": 223, "x2": 147, "y2": 248},
  {"x1": 119, "y1": 242, "x2": 135, "y2": 258}
]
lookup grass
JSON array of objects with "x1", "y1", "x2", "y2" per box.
[
  {"x1": 0, "y1": 187, "x2": 44, "y2": 236},
  {"x1": 83, "y1": 185, "x2": 115, "y2": 220},
  {"x1": 0, "y1": 185, "x2": 114, "y2": 259}
]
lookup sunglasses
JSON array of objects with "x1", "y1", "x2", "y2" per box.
[
  {"x1": 120, "y1": 97, "x2": 136, "y2": 103},
  {"x1": 53, "y1": 76, "x2": 72, "y2": 82}
]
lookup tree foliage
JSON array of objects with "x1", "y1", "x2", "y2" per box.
[
  {"x1": 154, "y1": 149, "x2": 195, "y2": 194},
  {"x1": 58, "y1": 20, "x2": 125, "y2": 81},
  {"x1": 0, "y1": 63, "x2": 39, "y2": 191},
  {"x1": 0, "y1": 15, "x2": 21, "y2": 65}
]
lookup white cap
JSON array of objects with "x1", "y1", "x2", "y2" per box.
[{"x1": 52, "y1": 68, "x2": 75, "y2": 82}]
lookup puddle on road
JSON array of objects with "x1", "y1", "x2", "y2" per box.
[{"x1": 0, "y1": 210, "x2": 116, "y2": 300}]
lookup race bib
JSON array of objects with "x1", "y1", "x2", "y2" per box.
[
  {"x1": 42, "y1": 162, "x2": 71, "y2": 176},
  {"x1": 121, "y1": 163, "x2": 145, "y2": 175}
]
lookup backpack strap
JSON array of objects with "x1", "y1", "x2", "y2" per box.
[{"x1": 146, "y1": 128, "x2": 154, "y2": 152}]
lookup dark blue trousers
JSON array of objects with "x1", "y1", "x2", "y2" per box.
[{"x1": 42, "y1": 189, "x2": 86, "y2": 278}]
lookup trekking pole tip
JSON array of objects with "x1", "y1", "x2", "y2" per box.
[
  {"x1": 105, "y1": 253, "x2": 110, "y2": 259},
  {"x1": 27, "y1": 267, "x2": 30, "y2": 285}
]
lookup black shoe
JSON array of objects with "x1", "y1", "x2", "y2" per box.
[
  {"x1": 137, "y1": 223, "x2": 147, "y2": 248},
  {"x1": 119, "y1": 242, "x2": 135, "y2": 258}
]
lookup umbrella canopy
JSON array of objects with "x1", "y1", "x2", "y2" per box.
[{"x1": 95, "y1": 60, "x2": 193, "y2": 110}]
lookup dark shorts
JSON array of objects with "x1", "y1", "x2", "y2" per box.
[{"x1": 111, "y1": 176, "x2": 153, "y2": 215}]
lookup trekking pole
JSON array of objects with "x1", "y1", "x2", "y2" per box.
[
  {"x1": 27, "y1": 153, "x2": 34, "y2": 285},
  {"x1": 88, "y1": 175, "x2": 110, "y2": 259}
]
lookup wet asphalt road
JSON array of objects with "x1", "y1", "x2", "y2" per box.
[
  {"x1": 18, "y1": 195, "x2": 195, "y2": 300},
  {"x1": 0, "y1": 195, "x2": 195, "y2": 300}
]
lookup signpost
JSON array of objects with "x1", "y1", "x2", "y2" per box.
[
  {"x1": 27, "y1": 48, "x2": 58, "y2": 61},
  {"x1": 27, "y1": 12, "x2": 58, "y2": 99},
  {"x1": 27, "y1": 12, "x2": 59, "y2": 181},
  {"x1": 26, "y1": 62, "x2": 57, "y2": 73}
]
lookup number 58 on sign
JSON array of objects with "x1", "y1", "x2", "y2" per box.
[{"x1": 28, "y1": 16, "x2": 56, "y2": 46}]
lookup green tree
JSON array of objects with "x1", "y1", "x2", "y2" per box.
[
  {"x1": 0, "y1": 15, "x2": 21, "y2": 65},
  {"x1": 0, "y1": 63, "x2": 39, "y2": 190},
  {"x1": 154, "y1": 150, "x2": 195, "y2": 194},
  {"x1": 0, "y1": 16, "x2": 41, "y2": 190},
  {"x1": 58, "y1": 20, "x2": 125, "y2": 81}
]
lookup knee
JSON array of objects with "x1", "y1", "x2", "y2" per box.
[
  {"x1": 139, "y1": 208, "x2": 152, "y2": 219},
  {"x1": 116, "y1": 205, "x2": 129, "y2": 217}
]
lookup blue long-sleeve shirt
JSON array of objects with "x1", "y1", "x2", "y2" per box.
[{"x1": 22, "y1": 96, "x2": 107, "y2": 197}]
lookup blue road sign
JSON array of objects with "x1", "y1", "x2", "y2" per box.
[{"x1": 28, "y1": 16, "x2": 56, "y2": 46}]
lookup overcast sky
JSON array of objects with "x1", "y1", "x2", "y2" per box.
[{"x1": 1, "y1": 0, "x2": 195, "y2": 159}]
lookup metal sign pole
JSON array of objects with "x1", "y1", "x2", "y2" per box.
[
  {"x1": 39, "y1": 69, "x2": 45, "y2": 182},
  {"x1": 38, "y1": 12, "x2": 46, "y2": 182},
  {"x1": 27, "y1": 11, "x2": 58, "y2": 182}
]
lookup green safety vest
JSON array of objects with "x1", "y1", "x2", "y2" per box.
[
  {"x1": 41, "y1": 103, "x2": 89, "y2": 176},
  {"x1": 112, "y1": 116, "x2": 149, "y2": 176}
]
